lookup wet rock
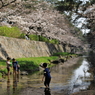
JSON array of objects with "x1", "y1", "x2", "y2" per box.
[
  {"x1": 50, "y1": 60, "x2": 60, "y2": 64},
  {"x1": 48, "y1": 59, "x2": 60, "y2": 64},
  {"x1": 59, "y1": 59, "x2": 64, "y2": 63},
  {"x1": 20, "y1": 71, "x2": 28, "y2": 75},
  {"x1": 73, "y1": 84, "x2": 80, "y2": 88},
  {"x1": 48, "y1": 59, "x2": 65, "y2": 64}
]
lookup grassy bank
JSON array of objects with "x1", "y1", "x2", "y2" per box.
[
  {"x1": 0, "y1": 56, "x2": 58, "y2": 76},
  {"x1": 0, "y1": 52, "x2": 79, "y2": 78},
  {"x1": 53, "y1": 52, "x2": 77, "y2": 56},
  {"x1": 17, "y1": 56, "x2": 58, "y2": 72}
]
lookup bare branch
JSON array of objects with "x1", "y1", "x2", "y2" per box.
[{"x1": 0, "y1": 0, "x2": 17, "y2": 9}]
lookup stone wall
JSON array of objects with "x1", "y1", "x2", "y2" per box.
[
  {"x1": 0, "y1": 36, "x2": 65, "y2": 60},
  {"x1": 0, "y1": 36, "x2": 83, "y2": 60}
]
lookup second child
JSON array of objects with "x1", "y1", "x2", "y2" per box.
[{"x1": 12, "y1": 58, "x2": 18, "y2": 75}]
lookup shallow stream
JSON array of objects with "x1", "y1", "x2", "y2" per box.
[{"x1": 0, "y1": 57, "x2": 93, "y2": 95}]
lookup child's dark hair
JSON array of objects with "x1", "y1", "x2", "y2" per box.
[
  {"x1": 12, "y1": 58, "x2": 15, "y2": 61},
  {"x1": 7, "y1": 57, "x2": 11, "y2": 60},
  {"x1": 43, "y1": 63, "x2": 47, "y2": 68}
]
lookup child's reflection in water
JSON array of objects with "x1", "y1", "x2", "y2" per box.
[
  {"x1": 13, "y1": 74, "x2": 19, "y2": 93},
  {"x1": 7, "y1": 73, "x2": 20, "y2": 94},
  {"x1": 7, "y1": 78, "x2": 10, "y2": 95},
  {"x1": 44, "y1": 88, "x2": 51, "y2": 95}
]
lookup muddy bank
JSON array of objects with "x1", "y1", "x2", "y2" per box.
[{"x1": 18, "y1": 57, "x2": 82, "y2": 95}]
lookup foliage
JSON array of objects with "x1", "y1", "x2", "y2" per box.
[
  {"x1": 16, "y1": 56, "x2": 58, "y2": 72},
  {"x1": 0, "y1": 26, "x2": 23, "y2": 38},
  {"x1": 49, "y1": 39, "x2": 59, "y2": 44},
  {"x1": 17, "y1": 56, "x2": 58, "y2": 65},
  {"x1": 29, "y1": 35, "x2": 49, "y2": 42},
  {"x1": 29, "y1": 34, "x2": 59, "y2": 44},
  {"x1": 55, "y1": 0, "x2": 82, "y2": 12},
  {"x1": 0, "y1": 52, "x2": 79, "y2": 74},
  {"x1": 52, "y1": 52, "x2": 73, "y2": 56},
  {"x1": 0, "y1": 26, "x2": 58, "y2": 44},
  {"x1": 0, "y1": 69, "x2": 7, "y2": 74},
  {"x1": 0, "y1": 60, "x2": 10, "y2": 77},
  {"x1": 0, "y1": 60, "x2": 6, "y2": 66},
  {"x1": 19, "y1": 33, "x2": 25, "y2": 39},
  {"x1": 38, "y1": 35, "x2": 49, "y2": 42},
  {"x1": 54, "y1": 0, "x2": 93, "y2": 13},
  {"x1": 90, "y1": 0, "x2": 95, "y2": 5},
  {"x1": 0, "y1": 56, "x2": 58, "y2": 74},
  {"x1": 54, "y1": 0, "x2": 93, "y2": 34},
  {"x1": 52, "y1": 52, "x2": 80, "y2": 57}
]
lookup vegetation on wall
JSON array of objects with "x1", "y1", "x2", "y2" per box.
[
  {"x1": 0, "y1": 26, "x2": 23, "y2": 38},
  {"x1": 0, "y1": 26, "x2": 59, "y2": 44},
  {"x1": 53, "y1": 52, "x2": 75, "y2": 56},
  {"x1": 29, "y1": 34, "x2": 59, "y2": 44}
]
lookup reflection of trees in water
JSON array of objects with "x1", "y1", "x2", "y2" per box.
[
  {"x1": 86, "y1": 51, "x2": 95, "y2": 90},
  {"x1": 87, "y1": 51, "x2": 95, "y2": 67},
  {"x1": 87, "y1": 80, "x2": 95, "y2": 90},
  {"x1": 87, "y1": 51, "x2": 95, "y2": 76}
]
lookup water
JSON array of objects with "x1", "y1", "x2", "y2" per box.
[
  {"x1": 50, "y1": 57, "x2": 92, "y2": 94},
  {"x1": 0, "y1": 57, "x2": 93, "y2": 95},
  {"x1": 69, "y1": 58, "x2": 91, "y2": 93}
]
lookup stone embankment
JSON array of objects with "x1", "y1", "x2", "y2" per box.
[{"x1": 0, "y1": 36, "x2": 81, "y2": 60}]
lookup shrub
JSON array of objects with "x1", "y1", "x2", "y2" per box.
[
  {"x1": 29, "y1": 34, "x2": 59, "y2": 44},
  {"x1": 19, "y1": 33, "x2": 25, "y2": 39},
  {"x1": 49, "y1": 39, "x2": 59, "y2": 44},
  {"x1": 0, "y1": 26, "x2": 59, "y2": 44},
  {"x1": 29, "y1": 34, "x2": 39, "y2": 41},
  {"x1": 17, "y1": 56, "x2": 58, "y2": 72},
  {"x1": 0, "y1": 26, "x2": 21, "y2": 38},
  {"x1": 52, "y1": 52, "x2": 72, "y2": 56},
  {"x1": 39, "y1": 36, "x2": 49, "y2": 42}
]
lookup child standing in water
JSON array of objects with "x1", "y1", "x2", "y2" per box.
[
  {"x1": 17, "y1": 64, "x2": 20, "y2": 75},
  {"x1": 12, "y1": 58, "x2": 18, "y2": 75},
  {"x1": 42, "y1": 63, "x2": 51, "y2": 89},
  {"x1": 12, "y1": 58, "x2": 20, "y2": 76},
  {"x1": 6, "y1": 57, "x2": 12, "y2": 76}
]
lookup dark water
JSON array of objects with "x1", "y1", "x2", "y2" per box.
[{"x1": 0, "y1": 56, "x2": 93, "y2": 95}]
